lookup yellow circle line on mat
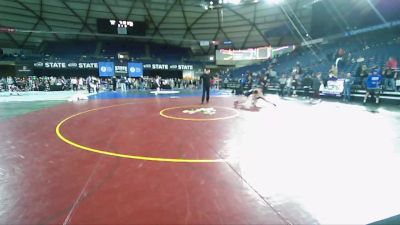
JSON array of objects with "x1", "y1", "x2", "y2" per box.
[
  {"x1": 55, "y1": 103, "x2": 226, "y2": 163},
  {"x1": 159, "y1": 105, "x2": 240, "y2": 121}
]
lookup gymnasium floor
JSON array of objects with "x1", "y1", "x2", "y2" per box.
[{"x1": 0, "y1": 90, "x2": 399, "y2": 225}]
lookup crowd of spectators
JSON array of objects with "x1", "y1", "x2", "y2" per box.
[
  {"x1": 0, "y1": 75, "x2": 206, "y2": 94},
  {"x1": 218, "y1": 53, "x2": 398, "y2": 104},
  {"x1": 0, "y1": 76, "x2": 70, "y2": 92},
  {"x1": 2, "y1": 38, "x2": 398, "y2": 106}
]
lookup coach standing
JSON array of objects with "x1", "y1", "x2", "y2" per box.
[
  {"x1": 112, "y1": 76, "x2": 117, "y2": 91},
  {"x1": 201, "y1": 68, "x2": 212, "y2": 104}
]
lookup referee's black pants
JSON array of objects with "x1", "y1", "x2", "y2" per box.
[{"x1": 202, "y1": 85, "x2": 210, "y2": 103}]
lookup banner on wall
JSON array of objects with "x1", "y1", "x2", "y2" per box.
[
  {"x1": 98, "y1": 62, "x2": 115, "y2": 77},
  {"x1": 321, "y1": 79, "x2": 344, "y2": 96},
  {"x1": 128, "y1": 63, "x2": 143, "y2": 77},
  {"x1": 33, "y1": 62, "x2": 98, "y2": 69},
  {"x1": 142, "y1": 63, "x2": 194, "y2": 71},
  {"x1": 31, "y1": 61, "x2": 194, "y2": 71},
  {"x1": 15, "y1": 64, "x2": 33, "y2": 76},
  {"x1": 115, "y1": 65, "x2": 128, "y2": 74}
]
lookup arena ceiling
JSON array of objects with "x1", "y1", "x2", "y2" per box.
[{"x1": 0, "y1": 0, "x2": 376, "y2": 54}]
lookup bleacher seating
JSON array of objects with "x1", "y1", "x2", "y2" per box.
[
  {"x1": 149, "y1": 43, "x2": 190, "y2": 63},
  {"x1": 43, "y1": 41, "x2": 97, "y2": 58},
  {"x1": 101, "y1": 41, "x2": 146, "y2": 59},
  {"x1": 229, "y1": 38, "x2": 400, "y2": 79},
  {"x1": 0, "y1": 40, "x2": 198, "y2": 66},
  {"x1": 224, "y1": 37, "x2": 400, "y2": 103}
]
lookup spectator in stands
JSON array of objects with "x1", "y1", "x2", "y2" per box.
[
  {"x1": 155, "y1": 76, "x2": 161, "y2": 92},
  {"x1": 360, "y1": 64, "x2": 369, "y2": 89},
  {"x1": 363, "y1": 68, "x2": 383, "y2": 105},
  {"x1": 263, "y1": 67, "x2": 268, "y2": 77},
  {"x1": 0, "y1": 77, "x2": 6, "y2": 91},
  {"x1": 247, "y1": 72, "x2": 253, "y2": 90},
  {"x1": 127, "y1": 77, "x2": 132, "y2": 90},
  {"x1": 292, "y1": 73, "x2": 300, "y2": 97},
  {"x1": 343, "y1": 72, "x2": 354, "y2": 102},
  {"x1": 223, "y1": 77, "x2": 229, "y2": 89},
  {"x1": 132, "y1": 78, "x2": 138, "y2": 89},
  {"x1": 78, "y1": 77, "x2": 83, "y2": 90},
  {"x1": 7, "y1": 76, "x2": 13, "y2": 92},
  {"x1": 278, "y1": 74, "x2": 287, "y2": 97},
  {"x1": 268, "y1": 67, "x2": 277, "y2": 85},
  {"x1": 302, "y1": 74, "x2": 313, "y2": 99},
  {"x1": 384, "y1": 56, "x2": 398, "y2": 91},
  {"x1": 346, "y1": 52, "x2": 352, "y2": 64},
  {"x1": 336, "y1": 48, "x2": 345, "y2": 59},
  {"x1": 86, "y1": 76, "x2": 92, "y2": 93},
  {"x1": 6, "y1": 76, "x2": 21, "y2": 95},
  {"x1": 193, "y1": 79, "x2": 198, "y2": 89},
  {"x1": 239, "y1": 74, "x2": 246, "y2": 89},
  {"x1": 120, "y1": 76, "x2": 127, "y2": 92},
  {"x1": 322, "y1": 72, "x2": 329, "y2": 87},
  {"x1": 260, "y1": 75, "x2": 268, "y2": 92},
  {"x1": 93, "y1": 77, "x2": 99, "y2": 93},
  {"x1": 285, "y1": 74, "x2": 293, "y2": 96},
  {"x1": 295, "y1": 61, "x2": 303, "y2": 75},
  {"x1": 71, "y1": 77, "x2": 78, "y2": 91},
  {"x1": 112, "y1": 76, "x2": 117, "y2": 91},
  {"x1": 312, "y1": 73, "x2": 322, "y2": 99},
  {"x1": 139, "y1": 77, "x2": 145, "y2": 90},
  {"x1": 213, "y1": 74, "x2": 219, "y2": 89}
]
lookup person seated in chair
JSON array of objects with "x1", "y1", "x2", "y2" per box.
[
  {"x1": 384, "y1": 56, "x2": 398, "y2": 91},
  {"x1": 363, "y1": 67, "x2": 383, "y2": 105}
]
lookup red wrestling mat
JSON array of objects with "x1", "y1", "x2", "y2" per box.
[{"x1": 0, "y1": 98, "x2": 292, "y2": 225}]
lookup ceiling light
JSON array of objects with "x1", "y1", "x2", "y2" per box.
[
  {"x1": 224, "y1": 0, "x2": 241, "y2": 5},
  {"x1": 270, "y1": 0, "x2": 284, "y2": 4}
]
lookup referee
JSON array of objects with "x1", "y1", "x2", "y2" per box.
[{"x1": 201, "y1": 68, "x2": 212, "y2": 104}]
